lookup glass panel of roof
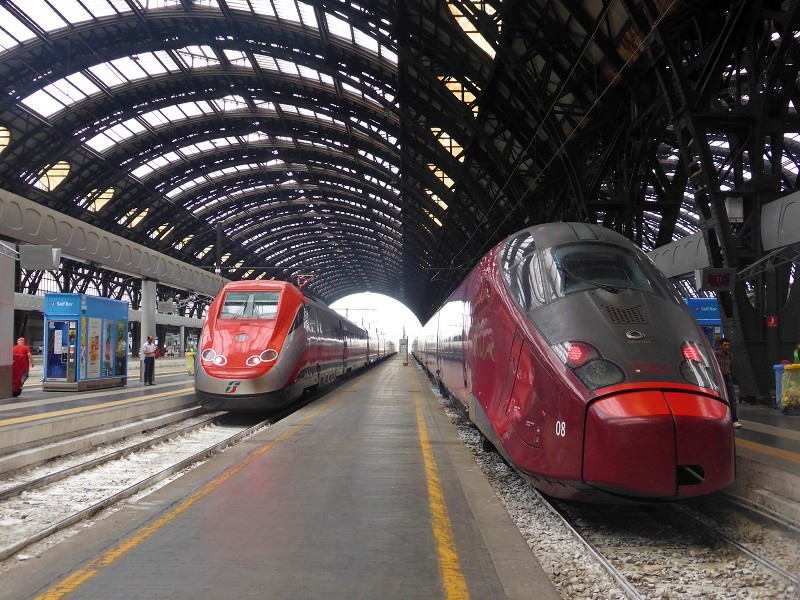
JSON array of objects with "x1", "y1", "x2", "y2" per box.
[
  {"x1": 175, "y1": 235, "x2": 193, "y2": 250},
  {"x1": 223, "y1": 49, "x2": 251, "y2": 67},
  {"x1": 0, "y1": 7, "x2": 37, "y2": 53},
  {"x1": 83, "y1": 187, "x2": 114, "y2": 212},
  {"x1": 446, "y1": 1, "x2": 497, "y2": 59},
  {"x1": 132, "y1": 0, "x2": 183, "y2": 9},
  {"x1": 33, "y1": 161, "x2": 70, "y2": 191},
  {"x1": 275, "y1": 0, "x2": 302, "y2": 24},
  {"x1": 237, "y1": 1, "x2": 274, "y2": 21},
  {"x1": 0, "y1": 1, "x2": 226, "y2": 58},
  {"x1": 175, "y1": 45, "x2": 220, "y2": 69},
  {"x1": 0, "y1": 127, "x2": 10, "y2": 155},
  {"x1": 296, "y1": 2, "x2": 318, "y2": 28},
  {"x1": 86, "y1": 118, "x2": 148, "y2": 152},
  {"x1": 21, "y1": 72, "x2": 103, "y2": 116},
  {"x1": 353, "y1": 29, "x2": 378, "y2": 54},
  {"x1": 325, "y1": 13, "x2": 396, "y2": 64},
  {"x1": 18, "y1": 0, "x2": 71, "y2": 32},
  {"x1": 79, "y1": 0, "x2": 124, "y2": 19}
]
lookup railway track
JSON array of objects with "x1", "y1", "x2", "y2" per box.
[
  {"x1": 430, "y1": 378, "x2": 799, "y2": 599},
  {"x1": 0, "y1": 412, "x2": 272, "y2": 562},
  {"x1": 547, "y1": 493, "x2": 797, "y2": 599}
]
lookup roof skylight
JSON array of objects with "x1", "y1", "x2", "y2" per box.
[{"x1": 33, "y1": 161, "x2": 70, "y2": 192}]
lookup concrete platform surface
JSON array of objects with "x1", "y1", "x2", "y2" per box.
[{"x1": 1, "y1": 356, "x2": 559, "y2": 600}]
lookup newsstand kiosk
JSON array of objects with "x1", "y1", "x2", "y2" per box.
[{"x1": 43, "y1": 293, "x2": 129, "y2": 391}]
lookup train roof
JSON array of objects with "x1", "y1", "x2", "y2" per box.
[{"x1": 520, "y1": 222, "x2": 635, "y2": 251}]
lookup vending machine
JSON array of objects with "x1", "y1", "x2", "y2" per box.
[{"x1": 43, "y1": 293, "x2": 129, "y2": 391}]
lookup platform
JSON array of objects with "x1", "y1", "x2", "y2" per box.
[
  {"x1": 0, "y1": 358, "x2": 197, "y2": 474},
  {"x1": 0, "y1": 356, "x2": 560, "y2": 600},
  {"x1": 730, "y1": 401, "x2": 800, "y2": 522}
]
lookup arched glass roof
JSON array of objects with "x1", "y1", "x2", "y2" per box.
[{"x1": 0, "y1": 0, "x2": 796, "y2": 320}]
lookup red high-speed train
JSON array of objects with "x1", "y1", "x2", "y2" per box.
[
  {"x1": 413, "y1": 222, "x2": 735, "y2": 502},
  {"x1": 196, "y1": 280, "x2": 389, "y2": 412}
]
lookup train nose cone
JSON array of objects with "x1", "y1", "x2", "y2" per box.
[{"x1": 583, "y1": 390, "x2": 735, "y2": 499}]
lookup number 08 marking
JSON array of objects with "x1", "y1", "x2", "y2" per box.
[{"x1": 555, "y1": 421, "x2": 566, "y2": 437}]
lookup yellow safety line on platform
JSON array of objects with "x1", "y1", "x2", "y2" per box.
[
  {"x1": 34, "y1": 381, "x2": 359, "y2": 600},
  {"x1": 412, "y1": 371, "x2": 469, "y2": 600},
  {"x1": 737, "y1": 438, "x2": 800, "y2": 464},
  {"x1": 740, "y1": 420, "x2": 800, "y2": 442},
  {"x1": 0, "y1": 388, "x2": 196, "y2": 427}
]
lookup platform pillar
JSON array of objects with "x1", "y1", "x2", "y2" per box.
[
  {"x1": 0, "y1": 248, "x2": 13, "y2": 398},
  {"x1": 140, "y1": 279, "x2": 156, "y2": 382}
]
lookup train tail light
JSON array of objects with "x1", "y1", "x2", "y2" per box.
[
  {"x1": 681, "y1": 342, "x2": 705, "y2": 364},
  {"x1": 565, "y1": 342, "x2": 596, "y2": 366},
  {"x1": 552, "y1": 341, "x2": 624, "y2": 390},
  {"x1": 679, "y1": 341, "x2": 718, "y2": 390}
]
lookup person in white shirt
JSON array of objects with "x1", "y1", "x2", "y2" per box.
[{"x1": 142, "y1": 335, "x2": 156, "y2": 385}]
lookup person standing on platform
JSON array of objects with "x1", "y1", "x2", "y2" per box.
[
  {"x1": 12, "y1": 337, "x2": 33, "y2": 386},
  {"x1": 715, "y1": 339, "x2": 741, "y2": 428},
  {"x1": 142, "y1": 335, "x2": 156, "y2": 386}
]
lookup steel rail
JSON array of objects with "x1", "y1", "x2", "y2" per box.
[{"x1": 526, "y1": 485, "x2": 644, "y2": 600}]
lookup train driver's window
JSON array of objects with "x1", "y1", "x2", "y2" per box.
[
  {"x1": 220, "y1": 292, "x2": 248, "y2": 318},
  {"x1": 251, "y1": 292, "x2": 280, "y2": 318},
  {"x1": 221, "y1": 291, "x2": 280, "y2": 319}
]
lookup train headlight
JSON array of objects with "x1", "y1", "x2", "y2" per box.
[
  {"x1": 552, "y1": 341, "x2": 624, "y2": 390},
  {"x1": 573, "y1": 359, "x2": 625, "y2": 390},
  {"x1": 245, "y1": 349, "x2": 278, "y2": 367},
  {"x1": 260, "y1": 349, "x2": 278, "y2": 363},
  {"x1": 201, "y1": 349, "x2": 227, "y2": 366}
]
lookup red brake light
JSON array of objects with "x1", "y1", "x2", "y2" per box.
[
  {"x1": 566, "y1": 342, "x2": 593, "y2": 366},
  {"x1": 682, "y1": 342, "x2": 704, "y2": 363}
]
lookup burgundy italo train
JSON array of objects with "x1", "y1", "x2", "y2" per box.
[
  {"x1": 196, "y1": 280, "x2": 390, "y2": 412},
  {"x1": 413, "y1": 222, "x2": 735, "y2": 502}
]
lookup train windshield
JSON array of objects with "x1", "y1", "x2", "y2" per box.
[
  {"x1": 544, "y1": 244, "x2": 659, "y2": 297},
  {"x1": 220, "y1": 291, "x2": 280, "y2": 319},
  {"x1": 502, "y1": 239, "x2": 674, "y2": 311}
]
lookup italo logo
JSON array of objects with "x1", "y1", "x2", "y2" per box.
[{"x1": 225, "y1": 381, "x2": 241, "y2": 394}]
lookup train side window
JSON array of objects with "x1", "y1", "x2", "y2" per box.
[
  {"x1": 290, "y1": 307, "x2": 305, "y2": 332},
  {"x1": 528, "y1": 254, "x2": 548, "y2": 308}
]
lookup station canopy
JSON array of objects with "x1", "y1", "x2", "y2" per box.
[{"x1": 0, "y1": 1, "x2": 796, "y2": 321}]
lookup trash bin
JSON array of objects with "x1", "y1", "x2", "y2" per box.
[
  {"x1": 781, "y1": 364, "x2": 800, "y2": 413},
  {"x1": 774, "y1": 364, "x2": 786, "y2": 409},
  {"x1": 185, "y1": 350, "x2": 196, "y2": 376}
]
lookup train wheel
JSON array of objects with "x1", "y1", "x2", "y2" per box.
[{"x1": 481, "y1": 435, "x2": 496, "y2": 453}]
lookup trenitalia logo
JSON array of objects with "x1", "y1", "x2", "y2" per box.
[{"x1": 225, "y1": 381, "x2": 241, "y2": 394}]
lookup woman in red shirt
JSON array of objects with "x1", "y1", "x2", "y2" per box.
[{"x1": 12, "y1": 337, "x2": 33, "y2": 395}]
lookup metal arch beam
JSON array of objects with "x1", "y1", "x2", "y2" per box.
[
  {"x1": 230, "y1": 210, "x2": 403, "y2": 251},
  {"x1": 0, "y1": 9, "x2": 397, "y2": 101},
  {"x1": 196, "y1": 179, "x2": 403, "y2": 225},
  {"x1": 17, "y1": 97, "x2": 401, "y2": 200},
  {"x1": 257, "y1": 234, "x2": 405, "y2": 273},
  {"x1": 131, "y1": 144, "x2": 401, "y2": 205},
  {"x1": 0, "y1": 188, "x2": 226, "y2": 297}
]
